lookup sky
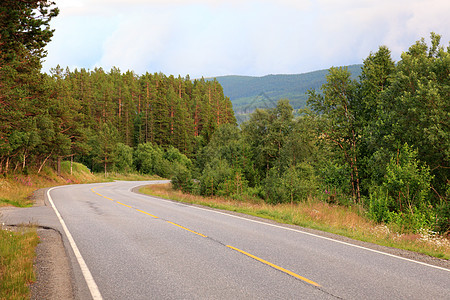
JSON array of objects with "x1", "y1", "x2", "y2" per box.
[{"x1": 42, "y1": 0, "x2": 450, "y2": 78}]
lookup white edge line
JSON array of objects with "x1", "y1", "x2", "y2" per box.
[
  {"x1": 47, "y1": 187, "x2": 103, "y2": 300},
  {"x1": 135, "y1": 188, "x2": 450, "y2": 273}
]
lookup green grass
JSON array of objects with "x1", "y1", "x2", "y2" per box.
[
  {"x1": 140, "y1": 183, "x2": 450, "y2": 260},
  {"x1": 0, "y1": 198, "x2": 33, "y2": 208},
  {"x1": 0, "y1": 225, "x2": 39, "y2": 300}
]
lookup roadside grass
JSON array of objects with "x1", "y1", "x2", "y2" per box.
[
  {"x1": 0, "y1": 164, "x2": 157, "y2": 299},
  {"x1": 140, "y1": 183, "x2": 450, "y2": 260},
  {"x1": 0, "y1": 224, "x2": 39, "y2": 300},
  {"x1": 0, "y1": 164, "x2": 158, "y2": 208}
]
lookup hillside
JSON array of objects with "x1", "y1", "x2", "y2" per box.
[{"x1": 211, "y1": 64, "x2": 363, "y2": 122}]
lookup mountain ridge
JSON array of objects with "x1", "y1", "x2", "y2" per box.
[{"x1": 208, "y1": 64, "x2": 363, "y2": 122}]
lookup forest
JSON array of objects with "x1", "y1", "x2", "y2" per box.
[
  {"x1": 1, "y1": 1, "x2": 449, "y2": 234},
  {"x1": 174, "y1": 34, "x2": 449, "y2": 234}
]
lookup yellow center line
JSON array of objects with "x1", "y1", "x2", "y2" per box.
[
  {"x1": 91, "y1": 188, "x2": 115, "y2": 201},
  {"x1": 226, "y1": 245, "x2": 320, "y2": 287},
  {"x1": 117, "y1": 201, "x2": 132, "y2": 208},
  {"x1": 136, "y1": 209, "x2": 159, "y2": 219},
  {"x1": 166, "y1": 221, "x2": 208, "y2": 238},
  {"x1": 91, "y1": 187, "x2": 320, "y2": 286}
]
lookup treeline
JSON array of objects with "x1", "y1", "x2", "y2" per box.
[
  {"x1": 48, "y1": 68, "x2": 235, "y2": 172},
  {"x1": 0, "y1": 66, "x2": 235, "y2": 174},
  {"x1": 173, "y1": 33, "x2": 449, "y2": 234},
  {"x1": 0, "y1": 1, "x2": 235, "y2": 175}
]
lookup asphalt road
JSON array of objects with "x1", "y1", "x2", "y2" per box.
[{"x1": 4, "y1": 181, "x2": 450, "y2": 299}]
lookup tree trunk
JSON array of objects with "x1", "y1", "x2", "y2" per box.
[
  {"x1": 57, "y1": 156, "x2": 61, "y2": 176},
  {"x1": 104, "y1": 156, "x2": 107, "y2": 177},
  {"x1": 38, "y1": 152, "x2": 52, "y2": 174}
]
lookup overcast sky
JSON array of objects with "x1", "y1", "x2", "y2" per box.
[{"x1": 42, "y1": 0, "x2": 450, "y2": 78}]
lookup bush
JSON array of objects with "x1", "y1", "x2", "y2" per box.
[
  {"x1": 366, "y1": 144, "x2": 436, "y2": 232},
  {"x1": 171, "y1": 164, "x2": 196, "y2": 194},
  {"x1": 367, "y1": 187, "x2": 393, "y2": 223},
  {"x1": 163, "y1": 146, "x2": 191, "y2": 169},
  {"x1": 113, "y1": 143, "x2": 133, "y2": 173},
  {"x1": 383, "y1": 143, "x2": 433, "y2": 213},
  {"x1": 199, "y1": 158, "x2": 233, "y2": 196},
  {"x1": 388, "y1": 207, "x2": 435, "y2": 233},
  {"x1": 435, "y1": 202, "x2": 450, "y2": 234},
  {"x1": 217, "y1": 170, "x2": 248, "y2": 199},
  {"x1": 134, "y1": 143, "x2": 162, "y2": 174},
  {"x1": 264, "y1": 163, "x2": 318, "y2": 204}
]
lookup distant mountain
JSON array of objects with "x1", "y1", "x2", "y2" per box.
[{"x1": 211, "y1": 64, "x2": 363, "y2": 123}]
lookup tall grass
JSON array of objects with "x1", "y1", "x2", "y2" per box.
[
  {"x1": 0, "y1": 164, "x2": 97, "y2": 208},
  {"x1": 0, "y1": 225, "x2": 39, "y2": 300},
  {"x1": 141, "y1": 183, "x2": 450, "y2": 260}
]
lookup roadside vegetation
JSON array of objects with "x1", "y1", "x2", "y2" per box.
[
  {"x1": 142, "y1": 183, "x2": 450, "y2": 260},
  {"x1": 0, "y1": 225, "x2": 39, "y2": 300},
  {"x1": 167, "y1": 33, "x2": 449, "y2": 245}
]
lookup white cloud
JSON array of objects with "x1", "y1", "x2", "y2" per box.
[{"x1": 42, "y1": 0, "x2": 450, "y2": 77}]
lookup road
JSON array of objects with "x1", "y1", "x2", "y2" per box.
[{"x1": 5, "y1": 181, "x2": 450, "y2": 299}]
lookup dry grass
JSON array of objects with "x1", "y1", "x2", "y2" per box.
[
  {"x1": 141, "y1": 183, "x2": 450, "y2": 260},
  {"x1": 0, "y1": 166, "x2": 99, "y2": 207},
  {"x1": 0, "y1": 224, "x2": 39, "y2": 300}
]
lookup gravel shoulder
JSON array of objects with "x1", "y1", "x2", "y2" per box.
[
  {"x1": 31, "y1": 188, "x2": 75, "y2": 299},
  {"x1": 31, "y1": 227, "x2": 74, "y2": 300}
]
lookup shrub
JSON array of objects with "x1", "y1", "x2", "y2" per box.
[
  {"x1": 435, "y1": 202, "x2": 450, "y2": 234},
  {"x1": 113, "y1": 143, "x2": 133, "y2": 173},
  {"x1": 134, "y1": 143, "x2": 163, "y2": 174},
  {"x1": 171, "y1": 164, "x2": 196, "y2": 194},
  {"x1": 199, "y1": 158, "x2": 233, "y2": 196},
  {"x1": 367, "y1": 144, "x2": 435, "y2": 232}
]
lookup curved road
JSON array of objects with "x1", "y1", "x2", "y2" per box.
[{"x1": 9, "y1": 181, "x2": 450, "y2": 299}]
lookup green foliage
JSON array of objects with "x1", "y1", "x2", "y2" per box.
[
  {"x1": 308, "y1": 66, "x2": 361, "y2": 203},
  {"x1": 171, "y1": 164, "x2": 196, "y2": 194},
  {"x1": 113, "y1": 143, "x2": 133, "y2": 173},
  {"x1": 199, "y1": 158, "x2": 233, "y2": 196},
  {"x1": 264, "y1": 163, "x2": 318, "y2": 204},
  {"x1": 163, "y1": 146, "x2": 191, "y2": 169},
  {"x1": 367, "y1": 187, "x2": 392, "y2": 223},
  {"x1": 435, "y1": 202, "x2": 450, "y2": 234},
  {"x1": 383, "y1": 144, "x2": 433, "y2": 212},
  {"x1": 134, "y1": 143, "x2": 163, "y2": 175},
  {"x1": 217, "y1": 170, "x2": 248, "y2": 199},
  {"x1": 0, "y1": 0, "x2": 59, "y2": 67},
  {"x1": 367, "y1": 144, "x2": 435, "y2": 232}
]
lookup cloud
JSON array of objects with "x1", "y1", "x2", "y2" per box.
[{"x1": 42, "y1": 0, "x2": 450, "y2": 77}]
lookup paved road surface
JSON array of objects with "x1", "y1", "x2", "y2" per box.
[{"x1": 3, "y1": 181, "x2": 450, "y2": 299}]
